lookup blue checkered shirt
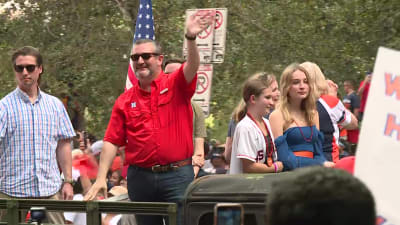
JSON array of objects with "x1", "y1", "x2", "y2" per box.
[{"x1": 0, "y1": 88, "x2": 75, "y2": 197}]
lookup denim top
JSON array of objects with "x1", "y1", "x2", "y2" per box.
[{"x1": 275, "y1": 125, "x2": 327, "y2": 171}]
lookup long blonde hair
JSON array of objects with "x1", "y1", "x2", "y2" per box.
[
  {"x1": 300, "y1": 62, "x2": 328, "y2": 98},
  {"x1": 278, "y1": 63, "x2": 316, "y2": 129},
  {"x1": 232, "y1": 72, "x2": 276, "y2": 122}
]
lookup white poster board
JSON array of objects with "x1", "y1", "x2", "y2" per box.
[
  {"x1": 192, "y1": 64, "x2": 213, "y2": 116},
  {"x1": 211, "y1": 8, "x2": 228, "y2": 63},
  {"x1": 355, "y1": 47, "x2": 400, "y2": 225},
  {"x1": 183, "y1": 9, "x2": 216, "y2": 64}
]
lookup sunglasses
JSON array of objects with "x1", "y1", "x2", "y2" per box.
[
  {"x1": 130, "y1": 53, "x2": 160, "y2": 61},
  {"x1": 14, "y1": 64, "x2": 37, "y2": 73}
]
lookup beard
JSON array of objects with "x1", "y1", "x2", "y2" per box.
[{"x1": 134, "y1": 67, "x2": 153, "y2": 80}]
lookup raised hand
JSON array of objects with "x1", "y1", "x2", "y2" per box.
[
  {"x1": 326, "y1": 79, "x2": 338, "y2": 97},
  {"x1": 186, "y1": 9, "x2": 216, "y2": 37}
]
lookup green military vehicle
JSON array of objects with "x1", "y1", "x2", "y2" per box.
[
  {"x1": 1, "y1": 173, "x2": 290, "y2": 225},
  {"x1": 183, "y1": 172, "x2": 292, "y2": 225}
]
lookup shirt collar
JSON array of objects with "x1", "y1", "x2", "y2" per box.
[
  {"x1": 135, "y1": 70, "x2": 165, "y2": 95},
  {"x1": 16, "y1": 86, "x2": 42, "y2": 104}
]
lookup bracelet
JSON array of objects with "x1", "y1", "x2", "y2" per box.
[
  {"x1": 273, "y1": 163, "x2": 278, "y2": 173},
  {"x1": 63, "y1": 178, "x2": 74, "y2": 185},
  {"x1": 185, "y1": 33, "x2": 196, "y2": 41}
]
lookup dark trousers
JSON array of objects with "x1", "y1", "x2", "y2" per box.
[{"x1": 127, "y1": 164, "x2": 194, "y2": 225}]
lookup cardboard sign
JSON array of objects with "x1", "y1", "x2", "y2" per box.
[
  {"x1": 211, "y1": 8, "x2": 228, "y2": 63},
  {"x1": 183, "y1": 9, "x2": 216, "y2": 64},
  {"x1": 355, "y1": 47, "x2": 400, "y2": 225},
  {"x1": 192, "y1": 64, "x2": 213, "y2": 116}
]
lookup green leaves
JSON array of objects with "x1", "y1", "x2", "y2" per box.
[{"x1": 0, "y1": 0, "x2": 398, "y2": 142}]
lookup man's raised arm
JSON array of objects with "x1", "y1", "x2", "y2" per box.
[{"x1": 183, "y1": 10, "x2": 215, "y2": 83}]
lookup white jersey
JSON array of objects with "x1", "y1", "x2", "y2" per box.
[{"x1": 229, "y1": 115, "x2": 275, "y2": 174}]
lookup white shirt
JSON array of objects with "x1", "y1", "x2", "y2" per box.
[
  {"x1": 64, "y1": 194, "x2": 86, "y2": 225},
  {"x1": 229, "y1": 115, "x2": 275, "y2": 174}
]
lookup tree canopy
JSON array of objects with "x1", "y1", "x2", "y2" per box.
[{"x1": 0, "y1": 0, "x2": 399, "y2": 141}]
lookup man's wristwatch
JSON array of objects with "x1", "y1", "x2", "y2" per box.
[
  {"x1": 185, "y1": 33, "x2": 196, "y2": 41},
  {"x1": 63, "y1": 178, "x2": 74, "y2": 185}
]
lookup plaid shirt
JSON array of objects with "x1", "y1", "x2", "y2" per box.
[{"x1": 0, "y1": 88, "x2": 75, "y2": 197}]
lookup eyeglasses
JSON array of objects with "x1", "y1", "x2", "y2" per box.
[
  {"x1": 130, "y1": 53, "x2": 160, "y2": 61},
  {"x1": 14, "y1": 64, "x2": 37, "y2": 73}
]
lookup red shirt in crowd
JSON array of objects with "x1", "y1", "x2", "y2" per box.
[
  {"x1": 104, "y1": 64, "x2": 197, "y2": 167},
  {"x1": 358, "y1": 80, "x2": 370, "y2": 113}
]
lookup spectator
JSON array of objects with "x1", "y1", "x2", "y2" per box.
[
  {"x1": 269, "y1": 63, "x2": 335, "y2": 171},
  {"x1": 108, "y1": 170, "x2": 123, "y2": 188},
  {"x1": 85, "y1": 11, "x2": 215, "y2": 225},
  {"x1": 342, "y1": 79, "x2": 361, "y2": 151},
  {"x1": 76, "y1": 131, "x2": 97, "y2": 155},
  {"x1": 229, "y1": 73, "x2": 284, "y2": 174},
  {"x1": 120, "y1": 178, "x2": 128, "y2": 188},
  {"x1": 203, "y1": 152, "x2": 228, "y2": 174},
  {"x1": 224, "y1": 100, "x2": 245, "y2": 165},
  {"x1": 357, "y1": 72, "x2": 372, "y2": 122},
  {"x1": 0, "y1": 46, "x2": 75, "y2": 224},
  {"x1": 164, "y1": 58, "x2": 207, "y2": 178},
  {"x1": 301, "y1": 62, "x2": 358, "y2": 163},
  {"x1": 266, "y1": 167, "x2": 376, "y2": 225}
]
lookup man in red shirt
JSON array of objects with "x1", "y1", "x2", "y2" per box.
[
  {"x1": 357, "y1": 72, "x2": 372, "y2": 122},
  {"x1": 85, "y1": 11, "x2": 215, "y2": 225}
]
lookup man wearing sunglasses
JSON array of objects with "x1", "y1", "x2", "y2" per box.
[
  {"x1": 0, "y1": 46, "x2": 76, "y2": 223},
  {"x1": 85, "y1": 10, "x2": 215, "y2": 225}
]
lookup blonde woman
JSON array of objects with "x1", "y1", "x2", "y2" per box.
[
  {"x1": 300, "y1": 62, "x2": 358, "y2": 163},
  {"x1": 229, "y1": 73, "x2": 283, "y2": 174},
  {"x1": 270, "y1": 63, "x2": 334, "y2": 171}
]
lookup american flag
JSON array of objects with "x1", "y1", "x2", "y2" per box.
[{"x1": 125, "y1": 0, "x2": 155, "y2": 90}]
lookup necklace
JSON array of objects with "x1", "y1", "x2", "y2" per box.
[
  {"x1": 294, "y1": 120, "x2": 313, "y2": 142},
  {"x1": 247, "y1": 113, "x2": 276, "y2": 166}
]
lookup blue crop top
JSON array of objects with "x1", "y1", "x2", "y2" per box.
[{"x1": 275, "y1": 125, "x2": 327, "y2": 171}]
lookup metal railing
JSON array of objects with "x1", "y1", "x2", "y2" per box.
[{"x1": 0, "y1": 198, "x2": 177, "y2": 225}]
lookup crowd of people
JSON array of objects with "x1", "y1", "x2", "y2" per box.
[{"x1": 0, "y1": 9, "x2": 375, "y2": 225}]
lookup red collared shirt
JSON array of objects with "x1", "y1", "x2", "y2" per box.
[{"x1": 104, "y1": 64, "x2": 197, "y2": 167}]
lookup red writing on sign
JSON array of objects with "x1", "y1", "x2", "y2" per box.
[
  {"x1": 385, "y1": 72, "x2": 400, "y2": 100},
  {"x1": 376, "y1": 215, "x2": 387, "y2": 225},
  {"x1": 384, "y1": 114, "x2": 400, "y2": 141}
]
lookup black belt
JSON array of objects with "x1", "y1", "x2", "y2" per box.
[{"x1": 132, "y1": 158, "x2": 192, "y2": 173}]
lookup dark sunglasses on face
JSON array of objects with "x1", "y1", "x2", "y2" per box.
[
  {"x1": 130, "y1": 53, "x2": 160, "y2": 61},
  {"x1": 14, "y1": 64, "x2": 37, "y2": 73}
]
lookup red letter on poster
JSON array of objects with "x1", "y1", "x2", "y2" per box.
[
  {"x1": 384, "y1": 114, "x2": 400, "y2": 141},
  {"x1": 385, "y1": 73, "x2": 400, "y2": 100}
]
